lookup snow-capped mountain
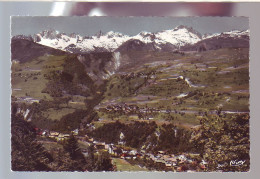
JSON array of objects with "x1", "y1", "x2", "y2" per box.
[
  {"x1": 31, "y1": 30, "x2": 131, "y2": 53},
  {"x1": 202, "y1": 29, "x2": 249, "y2": 40},
  {"x1": 26, "y1": 25, "x2": 203, "y2": 53},
  {"x1": 181, "y1": 29, "x2": 249, "y2": 51},
  {"x1": 126, "y1": 26, "x2": 202, "y2": 51},
  {"x1": 13, "y1": 26, "x2": 249, "y2": 53},
  {"x1": 154, "y1": 25, "x2": 202, "y2": 46},
  {"x1": 122, "y1": 25, "x2": 202, "y2": 51}
]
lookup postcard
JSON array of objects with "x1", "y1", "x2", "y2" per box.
[{"x1": 11, "y1": 16, "x2": 249, "y2": 172}]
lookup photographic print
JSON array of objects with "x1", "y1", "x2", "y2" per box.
[{"x1": 11, "y1": 16, "x2": 249, "y2": 172}]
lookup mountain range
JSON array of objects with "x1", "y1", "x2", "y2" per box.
[{"x1": 12, "y1": 25, "x2": 249, "y2": 54}]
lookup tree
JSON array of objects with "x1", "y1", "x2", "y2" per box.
[
  {"x1": 64, "y1": 134, "x2": 82, "y2": 160},
  {"x1": 62, "y1": 134, "x2": 87, "y2": 171},
  {"x1": 191, "y1": 113, "x2": 250, "y2": 171},
  {"x1": 51, "y1": 148, "x2": 84, "y2": 171},
  {"x1": 94, "y1": 150, "x2": 114, "y2": 171},
  {"x1": 11, "y1": 112, "x2": 52, "y2": 171},
  {"x1": 84, "y1": 144, "x2": 96, "y2": 171}
]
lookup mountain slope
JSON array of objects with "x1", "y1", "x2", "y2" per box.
[
  {"x1": 117, "y1": 25, "x2": 202, "y2": 52},
  {"x1": 11, "y1": 38, "x2": 67, "y2": 63},
  {"x1": 182, "y1": 30, "x2": 250, "y2": 51}
]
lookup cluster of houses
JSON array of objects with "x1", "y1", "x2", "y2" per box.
[
  {"x1": 85, "y1": 141, "x2": 142, "y2": 160},
  {"x1": 104, "y1": 103, "x2": 139, "y2": 114},
  {"x1": 103, "y1": 103, "x2": 158, "y2": 118},
  {"x1": 145, "y1": 151, "x2": 207, "y2": 171},
  {"x1": 120, "y1": 71, "x2": 156, "y2": 80},
  {"x1": 35, "y1": 128, "x2": 79, "y2": 141},
  {"x1": 33, "y1": 120, "x2": 207, "y2": 172},
  {"x1": 34, "y1": 125, "x2": 208, "y2": 172},
  {"x1": 82, "y1": 137, "x2": 207, "y2": 172}
]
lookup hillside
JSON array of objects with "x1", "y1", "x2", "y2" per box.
[
  {"x1": 11, "y1": 38, "x2": 67, "y2": 63},
  {"x1": 11, "y1": 40, "x2": 249, "y2": 135},
  {"x1": 182, "y1": 31, "x2": 249, "y2": 51},
  {"x1": 11, "y1": 27, "x2": 250, "y2": 172},
  {"x1": 94, "y1": 47, "x2": 249, "y2": 128}
]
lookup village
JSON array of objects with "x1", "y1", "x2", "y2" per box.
[{"x1": 34, "y1": 126, "x2": 207, "y2": 172}]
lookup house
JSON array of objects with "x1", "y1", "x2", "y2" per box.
[
  {"x1": 41, "y1": 130, "x2": 50, "y2": 137},
  {"x1": 201, "y1": 160, "x2": 208, "y2": 165},
  {"x1": 49, "y1": 131, "x2": 59, "y2": 139},
  {"x1": 165, "y1": 162, "x2": 172, "y2": 167},
  {"x1": 162, "y1": 155, "x2": 171, "y2": 159},
  {"x1": 158, "y1": 151, "x2": 166, "y2": 155},
  {"x1": 129, "y1": 150, "x2": 137, "y2": 156},
  {"x1": 64, "y1": 134, "x2": 70, "y2": 138},
  {"x1": 108, "y1": 146, "x2": 114, "y2": 154},
  {"x1": 57, "y1": 133, "x2": 65, "y2": 141},
  {"x1": 105, "y1": 144, "x2": 110, "y2": 150},
  {"x1": 72, "y1": 128, "x2": 79, "y2": 135},
  {"x1": 149, "y1": 154, "x2": 156, "y2": 161},
  {"x1": 57, "y1": 133, "x2": 70, "y2": 141},
  {"x1": 140, "y1": 150, "x2": 146, "y2": 154},
  {"x1": 166, "y1": 157, "x2": 177, "y2": 163},
  {"x1": 118, "y1": 141, "x2": 125, "y2": 145},
  {"x1": 120, "y1": 153, "x2": 127, "y2": 159},
  {"x1": 199, "y1": 160, "x2": 208, "y2": 169},
  {"x1": 155, "y1": 159, "x2": 166, "y2": 164},
  {"x1": 178, "y1": 154, "x2": 187, "y2": 162}
]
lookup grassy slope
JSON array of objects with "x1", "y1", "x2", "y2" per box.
[
  {"x1": 112, "y1": 158, "x2": 148, "y2": 171},
  {"x1": 11, "y1": 54, "x2": 88, "y2": 121},
  {"x1": 12, "y1": 55, "x2": 66, "y2": 100},
  {"x1": 97, "y1": 48, "x2": 249, "y2": 127}
]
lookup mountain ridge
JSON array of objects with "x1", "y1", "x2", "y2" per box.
[{"x1": 12, "y1": 26, "x2": 249, "y2": 53}]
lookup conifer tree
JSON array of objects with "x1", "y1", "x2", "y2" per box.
[
  {"x1": 11, "y1": 112, "x2": 52, "y2": 171},
  {"x1": 63, "y1": 133, "x2": 87, "y2": 171}
]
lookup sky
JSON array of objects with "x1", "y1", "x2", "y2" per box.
[{"x1": 11, "y1": 16, "x2": 249, "y2": 37}]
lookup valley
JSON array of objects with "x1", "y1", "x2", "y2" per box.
[{"x1": 11, "y1": 26, "x2": 250, "y2": 172}]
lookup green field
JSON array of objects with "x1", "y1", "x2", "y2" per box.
[
  {"x1": 42, "y1": 108, "x2": 76, "y2": 121},
  {"x1": 12, "y1": 55, "x2": 67, "y2": 100},
  {"x1": 112, "y1": 158, "x2": 148, "y2": 171}
]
